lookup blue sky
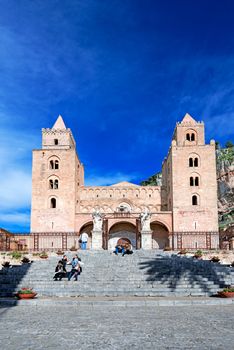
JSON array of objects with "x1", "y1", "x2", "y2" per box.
[{"x1": 0, "y1": 0, "x2": 234, "y2": 232}]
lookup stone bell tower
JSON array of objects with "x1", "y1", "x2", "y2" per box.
[
  {"x1": 31, "y1": 115, "x2": 84, "y2": 233},
  {"x1": 162, "y1": 113, "x2": 219, "y2": 249}
]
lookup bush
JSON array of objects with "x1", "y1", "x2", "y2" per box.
[
  {"x1": 18, "y1": 288, "x2": 35, "y2": 294},
  {"x1": 222, "y1": 286, "x2": 234, "y2": 292},
  {"x1": 11, "y1": 251, "x2": 22, "y2": 260},
  {"x1": 195, "y1": 250, "x2": 203, "y2": 256},
  {"x1": 193, "y1": 250, "x2": 203, "y2": 259}
]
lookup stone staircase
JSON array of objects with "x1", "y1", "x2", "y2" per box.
[{"x1": 0, "y1": 251, "x2": 233, "y2": 297}]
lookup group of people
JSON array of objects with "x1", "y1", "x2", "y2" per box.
[
  {"x1": 114, "y1": 242, "x2": 133, "y2": 256},
  {"x1": 53, "y1": 254, "x2": 83, "y2": 281}
]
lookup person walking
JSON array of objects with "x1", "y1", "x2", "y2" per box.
[{"x1": 80, "y1": 232, "x2": 88, "y2": 250}]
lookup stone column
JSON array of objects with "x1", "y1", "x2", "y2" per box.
[
  {"x1": 169, "y1": 234, "x2": 173, "y2": 250},
  {"x1": 141, "y1": 230, "x2": 152, "y2": 250},
  {"x1": 91, "y1": 230, "x2": 103, "y2": 250}
]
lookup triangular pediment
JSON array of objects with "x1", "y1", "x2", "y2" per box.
[
  {"x1": 181, "y1": 113, "x2": 197, "y2": 125},
  {"x1": 111, "y1": 181, "x2": 139, "y2": 187},
  {"x1": 52, "y1": 115, "x2": 66, "y2": 129}
]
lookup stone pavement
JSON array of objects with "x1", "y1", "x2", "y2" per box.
[{"x1": 0, "y1": 302, "x2": 233, "y2": 350}]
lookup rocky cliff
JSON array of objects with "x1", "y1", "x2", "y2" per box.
[{"x1": 216, "y1": 147, "x2": 234, "y2": 236}]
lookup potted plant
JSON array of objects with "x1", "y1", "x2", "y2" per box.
[
  {"x1": 56, "y1": 250, "x2": 64, "y2": 256},
  {"x1": 163, "y1": 246, "x2": 171, "y2": 251},
  {"x1": 21, "y1": 257, "x2": 31, "y2": 264},
  {"x1": 2, "y1": 261, "x2": 11, "y2": 268},
  {"x1": 16, "y1": 288, "x2": 37, "y2": 299},
  {"x1": 178, "y1": 249, "x2": 187, "y2": 255},
  {"x1": 32, "y1": 253, "x2": 40, "y2": 257},
  {"x1": 40, "y1": 251, "x2": 48, "y2": 259},
  {"x1": 70, "y1": 245, "x2": 77, "y2": 251},
  {"x1": 210, "y1": 256, "x2": 220, "y2": 263},
  {"x1": 217, "y1": 286, "x2": 234, "y2": 298},
  {"x1": 193, "y1": 250, "x2": 203, "y2": 259}
]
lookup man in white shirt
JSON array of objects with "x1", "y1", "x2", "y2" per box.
[{"x1": 80, "y1": 232, "x2": 88, "y2": 250}]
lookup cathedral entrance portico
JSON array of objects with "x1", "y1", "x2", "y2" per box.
[{"x1": 108, "y1": 222, "x2": 137, "y2": 251}]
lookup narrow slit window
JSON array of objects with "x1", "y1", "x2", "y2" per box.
[
  {"x1": 54, "y1": 179, "x2": 59, "y2": 189},
  {"x1": 189, "y1": 158, "x2": 193, "y2": 167},
  {"x1": 50, "y1": 160, "x2": 54, "y2": 169},
  {"x1": 51, "y1": 198, "x2": 56, "y2": 208},
  {"x1": 190, "y1": 177, "x2": 194, "y2": 186},
  {"x1": 186, "y1": 133, "x2": 190, "y2": 141},
  {"x1": 194, "y1": 158, "x2": 198, "y2": 167},
  {"x1": 55, "y1": 160, "x2": 59, "y2": 169},
  {"x1": 191, "y1": 133, "x2": 195, "y2": 141},
  {"x1": 192, "y1": 195, "x2": 198, "y2": 206},
  {"x1": 54, "y1": 139, "x2": 58, "y2": 145},
  {"x1": 195, "y1": 177, "x2": 199, "y2": 186}
]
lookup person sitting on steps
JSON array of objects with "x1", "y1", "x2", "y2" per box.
[
  {"x1": 67, "y1": 255, "x2": 84, "y2": 281},
  {"x1": 114, "y1": 244, "x2": 125, "y2": 256},
  {"x1": 122, "y1": 243, "x2": 133, "y2": 256},
  {"x1": 53, "y1": 260, "x2": 66, "y2": 281}
]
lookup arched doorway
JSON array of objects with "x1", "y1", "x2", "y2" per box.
[
  {"x1": 108, "y1": 222, "x2": 136, "y2": 251},
  {"x1": 151, "y1": 222, "x2": 169, "y2": 249},
  {"x1": 79, "y1": 222, "x2": 93, "y2": 250}
]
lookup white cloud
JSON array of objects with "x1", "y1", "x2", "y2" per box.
[
  {"x1": 0, "y1": 170, "x2": 31, "y2": 211},
  {"x1": 205, "y1": 113, "x2": 234, "y2": 139},
  {"x1": 0, "y1": 212, "x2": 30, "y2": 225},
  {"x1": 0, "y1": 125, "x2": 33, "y2": 230}
]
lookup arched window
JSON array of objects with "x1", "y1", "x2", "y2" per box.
[
  {"x1": 50, "y1": 198, "x2": 56, "y2": 208},
  {"x1": 48, "y1": 178, "x2": 59, "y2": 189},
  {"x1": 192, "y1": 195, "x2": 198, "y2": 206},
  {"x1": 186, "y1": 130, "x2": 197, "y2": 143},
  {"x1": 188, "y1": 155, "x2": 199, "y2": 167},
  {"x1": 54, "y1": 179, "x2": 59, "y2": 189},
  {"x1": 195, "y1": 177, "x2": 199, "y2": 186},
  {"x1": 49, "y1": 158, "x2": 59, "y2": 170},
  {"x1": 190, "y1": 177, "x2": 194, "y2": 186}
]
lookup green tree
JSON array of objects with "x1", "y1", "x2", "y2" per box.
[
  {"x1": 140, "y1": 172, "x2": 162, "y2": 186},
  {"x1": 225, "y1": 141, "x2": 234, "y2": 149}
]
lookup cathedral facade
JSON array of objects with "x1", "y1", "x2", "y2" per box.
[{"x1": 28, "y1": 114, "x2": 219, "y2": 251}]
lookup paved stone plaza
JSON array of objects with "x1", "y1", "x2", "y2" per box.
[{"x1": 0, "y1": 303, "x2": 233, "y2": 350}]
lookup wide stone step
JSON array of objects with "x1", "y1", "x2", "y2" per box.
[{"x1": 1, "y1": 251, "x2": 233, "y2": 298}]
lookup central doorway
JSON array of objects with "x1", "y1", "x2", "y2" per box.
[{"x1": 108, "y1": 222, "x2": 136, "y2": 251}]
